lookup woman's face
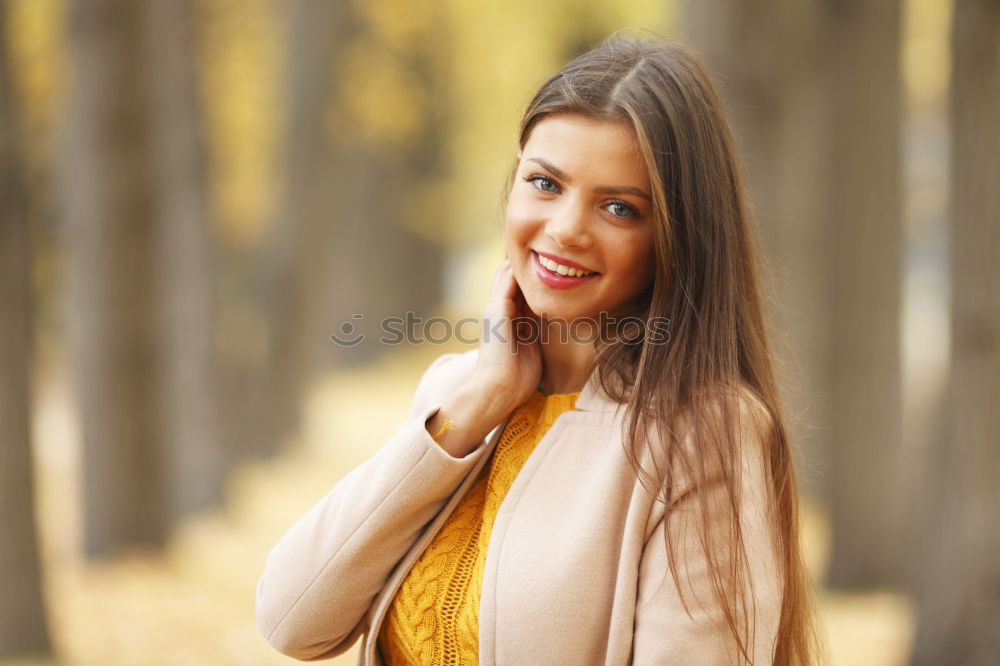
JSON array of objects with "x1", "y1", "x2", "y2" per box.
[{"x1": 505, "y1": 112, "x2": 657, "y2": 324}]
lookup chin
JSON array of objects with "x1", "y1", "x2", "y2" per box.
[{"x1": 525, "y1": 297, "x2": 589, "y2": 324}]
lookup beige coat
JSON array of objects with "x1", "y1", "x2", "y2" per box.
[{"x1": 255, "y1": 350, "x2": 783, "y2": 665}]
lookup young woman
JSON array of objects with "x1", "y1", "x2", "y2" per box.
[{"x1": 257, "y1": 33, "x2": 823, "y2": 666}]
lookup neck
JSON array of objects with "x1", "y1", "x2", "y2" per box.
[{"x1": 538, "y1": 330, "x2": 597, "y2": 395}]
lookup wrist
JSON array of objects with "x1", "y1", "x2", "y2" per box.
[
  {"x1": 454, "y1": 376, "x2": 515, "y2": 423},
  {"x1": 425, "y1": 380, "x2": 513, "y2": 458}
]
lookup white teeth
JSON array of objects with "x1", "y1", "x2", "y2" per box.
[{"x1": 538, "y1": 254, "x2": 595, "y2": 278}]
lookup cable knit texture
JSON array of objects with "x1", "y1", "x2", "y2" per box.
[{"x1": 378, "y1": 390, "x2": 580, "y2": 665}]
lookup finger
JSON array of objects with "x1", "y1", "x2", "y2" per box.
[
  {"x1": 496, "y1": 265, "x2": 518, "y2": 298},
  {"x1": 491, "y1": 259, "x2": 512, "y2": 294},
  {"x1": 500, "y1": 267, "x2": 521, "y2": 304}
]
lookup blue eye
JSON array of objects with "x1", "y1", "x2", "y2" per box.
[
  {"x1": 606, "y1": 201, "x2": 638, "y2": 219},
  {"x1": 524, "y1": 174, "x2": 559, "y2": 193}
]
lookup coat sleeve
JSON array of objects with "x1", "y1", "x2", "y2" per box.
[
  {"x1": 255, "y1": 351, "x2": 491, "y2": 661},
  {"x1": 631, "y1": 397, "x2": 784, "y2": 666}
]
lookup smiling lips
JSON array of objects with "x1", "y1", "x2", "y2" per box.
[{"x1": 532, "y1": 250, "x2": 599, "y2": 290}]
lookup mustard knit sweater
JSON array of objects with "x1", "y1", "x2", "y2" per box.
[{"x1": 377, "y1": 389, "x2": 580, "y2": 665}]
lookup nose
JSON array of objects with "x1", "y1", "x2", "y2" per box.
[{"x1": 544, "y1": 198, "x2": 593, "y2": 249}]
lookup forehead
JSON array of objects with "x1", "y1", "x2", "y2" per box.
[{"x1": 522, "y1": 114, "x2": 649, "y2": 187}]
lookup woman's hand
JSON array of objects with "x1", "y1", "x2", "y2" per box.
[
  {"x1": 469, "y1": 257, "x2": 542, "y2": 412},
  {"x1": 425, "y1": 258, "x2": 541, "y2": 458}
]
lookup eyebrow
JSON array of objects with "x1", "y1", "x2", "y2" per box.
[{"x1": 526, "y1": 157, "x2": 652, "y2": 201}]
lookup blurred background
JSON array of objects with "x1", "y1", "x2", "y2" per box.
[{"x1": 1, "y1": 0, "x2": 996, "y2": 664}]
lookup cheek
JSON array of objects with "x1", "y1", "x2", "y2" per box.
[
  {"x1": 617, "y1": 234, "x2": 656, "y2": 285},
  {"x1": 505, "y1": 198, "x2": 539, "y2": 245}
]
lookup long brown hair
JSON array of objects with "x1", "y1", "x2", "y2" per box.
[{"x1": 502, "y1": 32, "x2": 825, "y2": 665}]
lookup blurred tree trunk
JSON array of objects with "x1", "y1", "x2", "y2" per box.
[
  {"x1": 0, "y1": 3, "x2": 51, "y2": 655},
  {"x1": 823, "y1": 0, "x2": 906, "y2": 590},
  {"x1": 687, "y1": 0, "x2": 907, "y2": 588},
  {"x1": 145, "y1": 0, "x2": 224, "y2": 521},
  {"x1": 680, "y1": 0, "x2": 834, "y2": 503},
  {"x1": 63, "y1": 0, "x2": 222, "y2": 555},
  {"x1": 320, "y1": 14, "x2": 447, "y2": 370},
  {"x1": 252, "y1": 0, "x2": 444, "y2": 458},
  {"x1": 910, "y1": 0, "x2": 1000, "y2": 662},
  {"x1": 251, "y1": 0, "x2": 353, "y2": 459},
  {"x1": 62, "y1": 0, "x2": 170, "y2": 556}
]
